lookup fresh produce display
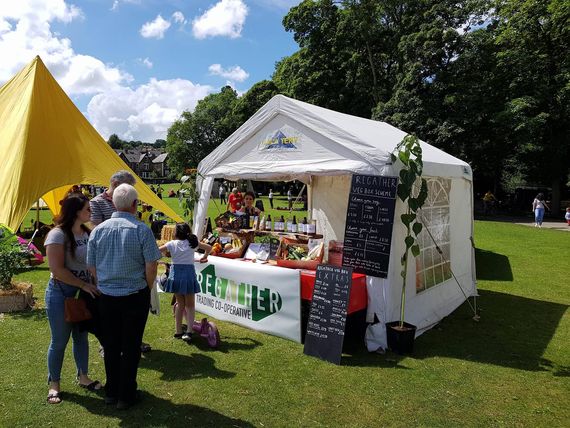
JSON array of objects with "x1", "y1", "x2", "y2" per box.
[
  {"x1": 285, "y1": 242, "x2": 323, "y2": 261},
  {"x1": 209, "y1": 234, "x2": 246, "y2": 257},
  {"x1": 286, "y1": 246, "x2": 307, "y2": 260}
]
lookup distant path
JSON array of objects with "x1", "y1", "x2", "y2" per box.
[{"x1": 476, "y1": 215, "x2": 570, "y2": 232}]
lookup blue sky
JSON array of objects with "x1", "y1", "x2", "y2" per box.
[{"x1": 0, "y1": 0, "x2": 300, "y2": 141}]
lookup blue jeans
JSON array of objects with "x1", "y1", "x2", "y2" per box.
[
  {"x1": 535, "y1": 208, "x2": 545, "y2": 225},
  {"x1": 45, "y1": 279, "x2": 89, "y2": 382}
]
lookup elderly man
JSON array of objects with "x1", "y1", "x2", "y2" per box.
[
  {"x1": 90, "y1": 170, "x2": 152, "y2": 353},
  {"x1": 87, "y1": 184, "x2": 161, "y2": 410},
  {"x1": 89, "y1": 170, "x2": 136, "y2": 225}
]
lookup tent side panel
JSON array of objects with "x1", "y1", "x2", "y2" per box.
[
  {"x1": 310, "y1": 175, "x2": 352, "y2": 250},
  {"x1": 398, "y1": 177, "x2": 476, "y2": 334}
]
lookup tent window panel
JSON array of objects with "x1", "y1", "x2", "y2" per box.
[{"x1": 415, "y1": 177, "x2": 452, "y2": 294}]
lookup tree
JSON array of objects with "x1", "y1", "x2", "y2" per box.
[
  {"x1": 494, "y1": 0, "x2": 570, "y2": 211},
  {"x1": 274, "y1": 0, "x2": 376, "y2": 117},
  {"x1": 107, "y1": 133, "x2": 124, "y2": 149},
  {"x1": 233, "y1": 80, "x2": 280, "y2": 124},
  {"x1": 166, "y1": 86, "x2": 240, "y2": 175},
  {"x1": 154, "y1": 139, "x2": 166, "y2": 148}
]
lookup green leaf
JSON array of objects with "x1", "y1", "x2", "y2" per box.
[
  {"x1": 409, "y1": 198, "x2": 418, "y2": 211},
  {"x1": 410, "y1": 159, "x2": 419, "y2": 175},
  {"x1": 405, "y1": 236, "x2": 415, "y2": 249},
  {"x1": 399, "y1": 169, "x2": 415, "y2": 187},
  {"x1": 390, "y1": 153, "x2": 397, "y2": 163},
  {"x1": 411, "y1": 244, "x2": 421, "y2": 257},
  {"x1": 401, "y1": 213, "x2": 416, "y2": 226},
  {"x1": 398, "y1": 150, "x2": 410, "y2": 166},
  {"x1": 410, "y1": 144, "x2": 422, "y2": 157},
  {"x1": 397, "y1": 184, "x2": 410, "y2": 202},
  {"x1": 413, "y1": 222, "x2": 423, "y2": 236}
]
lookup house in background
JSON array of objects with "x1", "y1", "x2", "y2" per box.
[
  {"x1": 152, "y1": 153, "x2": 170, "y2": 181},
  {"x1": 112, "y1": 148, "x2": 170, "y2": 182}
]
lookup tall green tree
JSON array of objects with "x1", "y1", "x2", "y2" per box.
[
  {"x1": 107, "y1": 133, "x2": 124, "y2": 149},
  {"x1": 494, "y1": 0, "x2": 569, "y2": 210},
  {"x1": 166, "y1": 86, "x2": 239, "y2": 174},
  {"x1": 232, "y1": 80, "x2": 280, "y2": 124}
]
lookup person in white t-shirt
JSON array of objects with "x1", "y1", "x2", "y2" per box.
[{"x1": 158, "y1": 223, "x2": 211, "y2": 342}]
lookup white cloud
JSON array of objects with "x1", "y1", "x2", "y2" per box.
[
  {"x1": 140, "y1": 14, "x2": 171, "y2": 39},
  {"x1": 0, "y1": 0, "x2": 130, "y2": 95},
  {"x1": 208, "y1": 63, "x2": 249, "y2": 82},
  {"x1": 138, "y1": 57, "x2": 153, "y2": 68},
  {"x1": 87, "y1": 78, "x2": 213, "y2": 141},
  {"x1": 192, "y1": 0, "x2": 248, "y2": 39},
  {"x1": 110, "y1": 0, "x2": 140, "y2": 11},
  {"x1": 172, "y1": 11, "x2": 186, "y2": 25}
]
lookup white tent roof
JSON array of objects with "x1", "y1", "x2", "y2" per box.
[{"x1": 198, "y1": 95, "x2": 472, "y2": 182}]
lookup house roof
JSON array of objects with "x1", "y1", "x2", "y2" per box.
[{"x1": 152, "y1": 153, "x2": 168, "y2": 163}]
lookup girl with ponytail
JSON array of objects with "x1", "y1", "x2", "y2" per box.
[{"x1": 159, "y1": 223, "x2": 211, "y2": 342}]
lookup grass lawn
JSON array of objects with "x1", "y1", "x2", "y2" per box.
[{"x1": 1, "y1": 216, "x2": 568, "y2": 426}]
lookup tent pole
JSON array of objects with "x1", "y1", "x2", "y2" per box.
[{"x1": 35, "y1": 199, "x2": 40, "y2": 230}]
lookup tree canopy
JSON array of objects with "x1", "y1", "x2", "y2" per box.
[{"x1": 163, "y1": 0, "x2": 569, "y2": 209}]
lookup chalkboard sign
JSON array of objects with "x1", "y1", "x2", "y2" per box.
[
  {"x1": 342, "y1": 175, "x2": 398, "y2": 278},
  {"x1": 303, "y1": 265, "x2": 352, "y2": 365}
]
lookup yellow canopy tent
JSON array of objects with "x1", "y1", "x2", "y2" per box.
[{"x1": 0, "y1": 56, "x2": 183, "y2": 231}]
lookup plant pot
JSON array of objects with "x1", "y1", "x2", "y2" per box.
[
  {"x1": 0, "y1": 282, "x2": 33, "y2": 313},
  {"x1": 386, "y1": 321, "x2": 417, "y2": 354}
]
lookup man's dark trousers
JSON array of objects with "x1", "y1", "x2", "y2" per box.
[{"x1": 99, "y1": 287, "x2": 150, "y2": 403}]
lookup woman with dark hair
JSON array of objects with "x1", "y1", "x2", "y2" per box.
[
  {"x1": 239, "y1": 191, "x2": 261, "y2": 216},
  {"x1": 44, "y1": 194, "x2": 101, "y2": 404},
  {"x1": 159, "y1": 223, "x2": 211, "y2": 342},
  {"x1": 532, "y1": 193, "x2": 550, "y2": 227}
]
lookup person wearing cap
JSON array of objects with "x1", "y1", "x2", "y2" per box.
[{"x1": 89, "y1": 170, "x2": 136, "y2": 226}]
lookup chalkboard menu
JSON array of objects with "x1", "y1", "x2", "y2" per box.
[
  {"x1": 303, "y1": 265, "x2": 352, "y2": 365},
  {"x1": 342, "y1": 175, "x2": 398, "y2": 278}
]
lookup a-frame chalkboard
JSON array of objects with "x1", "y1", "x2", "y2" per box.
[{"x1": 303, "y1": 265, "x2": 352, "y2": 365}]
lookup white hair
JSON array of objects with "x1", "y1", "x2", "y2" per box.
[
  {"x1": 110, "y1": 170, "x2": 136, "y2": 187},
  {"x1": 112, "y1": 183, "x2": 138, "y2": 211}
]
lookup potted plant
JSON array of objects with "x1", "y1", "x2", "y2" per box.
[
  {"x1": 0, "y1": 225, "x2": 33, "y2": 313},
  {"x1": 386, "y1": 135, "x2": 428, "y2": 354}
]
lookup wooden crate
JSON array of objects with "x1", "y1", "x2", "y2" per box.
[
  {"x1": 215, "y1": 231, "x2": 253, "y2": 259},
  {"x1": 276, "y1": 237, "x2": 323, "y2": 270}
]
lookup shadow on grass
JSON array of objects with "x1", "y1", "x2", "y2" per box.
[
  {"x1": 63, "y1": 391, "x2": 253, "y2": 427},
  {"x1": 141, "y1": 349, "x2": 235, "y2": 381},
  {"x1": 337, "y1": 289, "x2": 567, "y2": 372},
  {"x1": 475, "y1": 248, "x2": 513, "y2": 281},
  {"x1": 190, "y1": 336, "x2": 262, "y2": 354},
  {"x1": 411, "y1": 289, "x2": 568, "y2": 372}
]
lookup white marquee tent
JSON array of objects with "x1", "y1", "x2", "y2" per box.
[{"x1": 194, "y1": 94, "x2": 476, "y2": 350}]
